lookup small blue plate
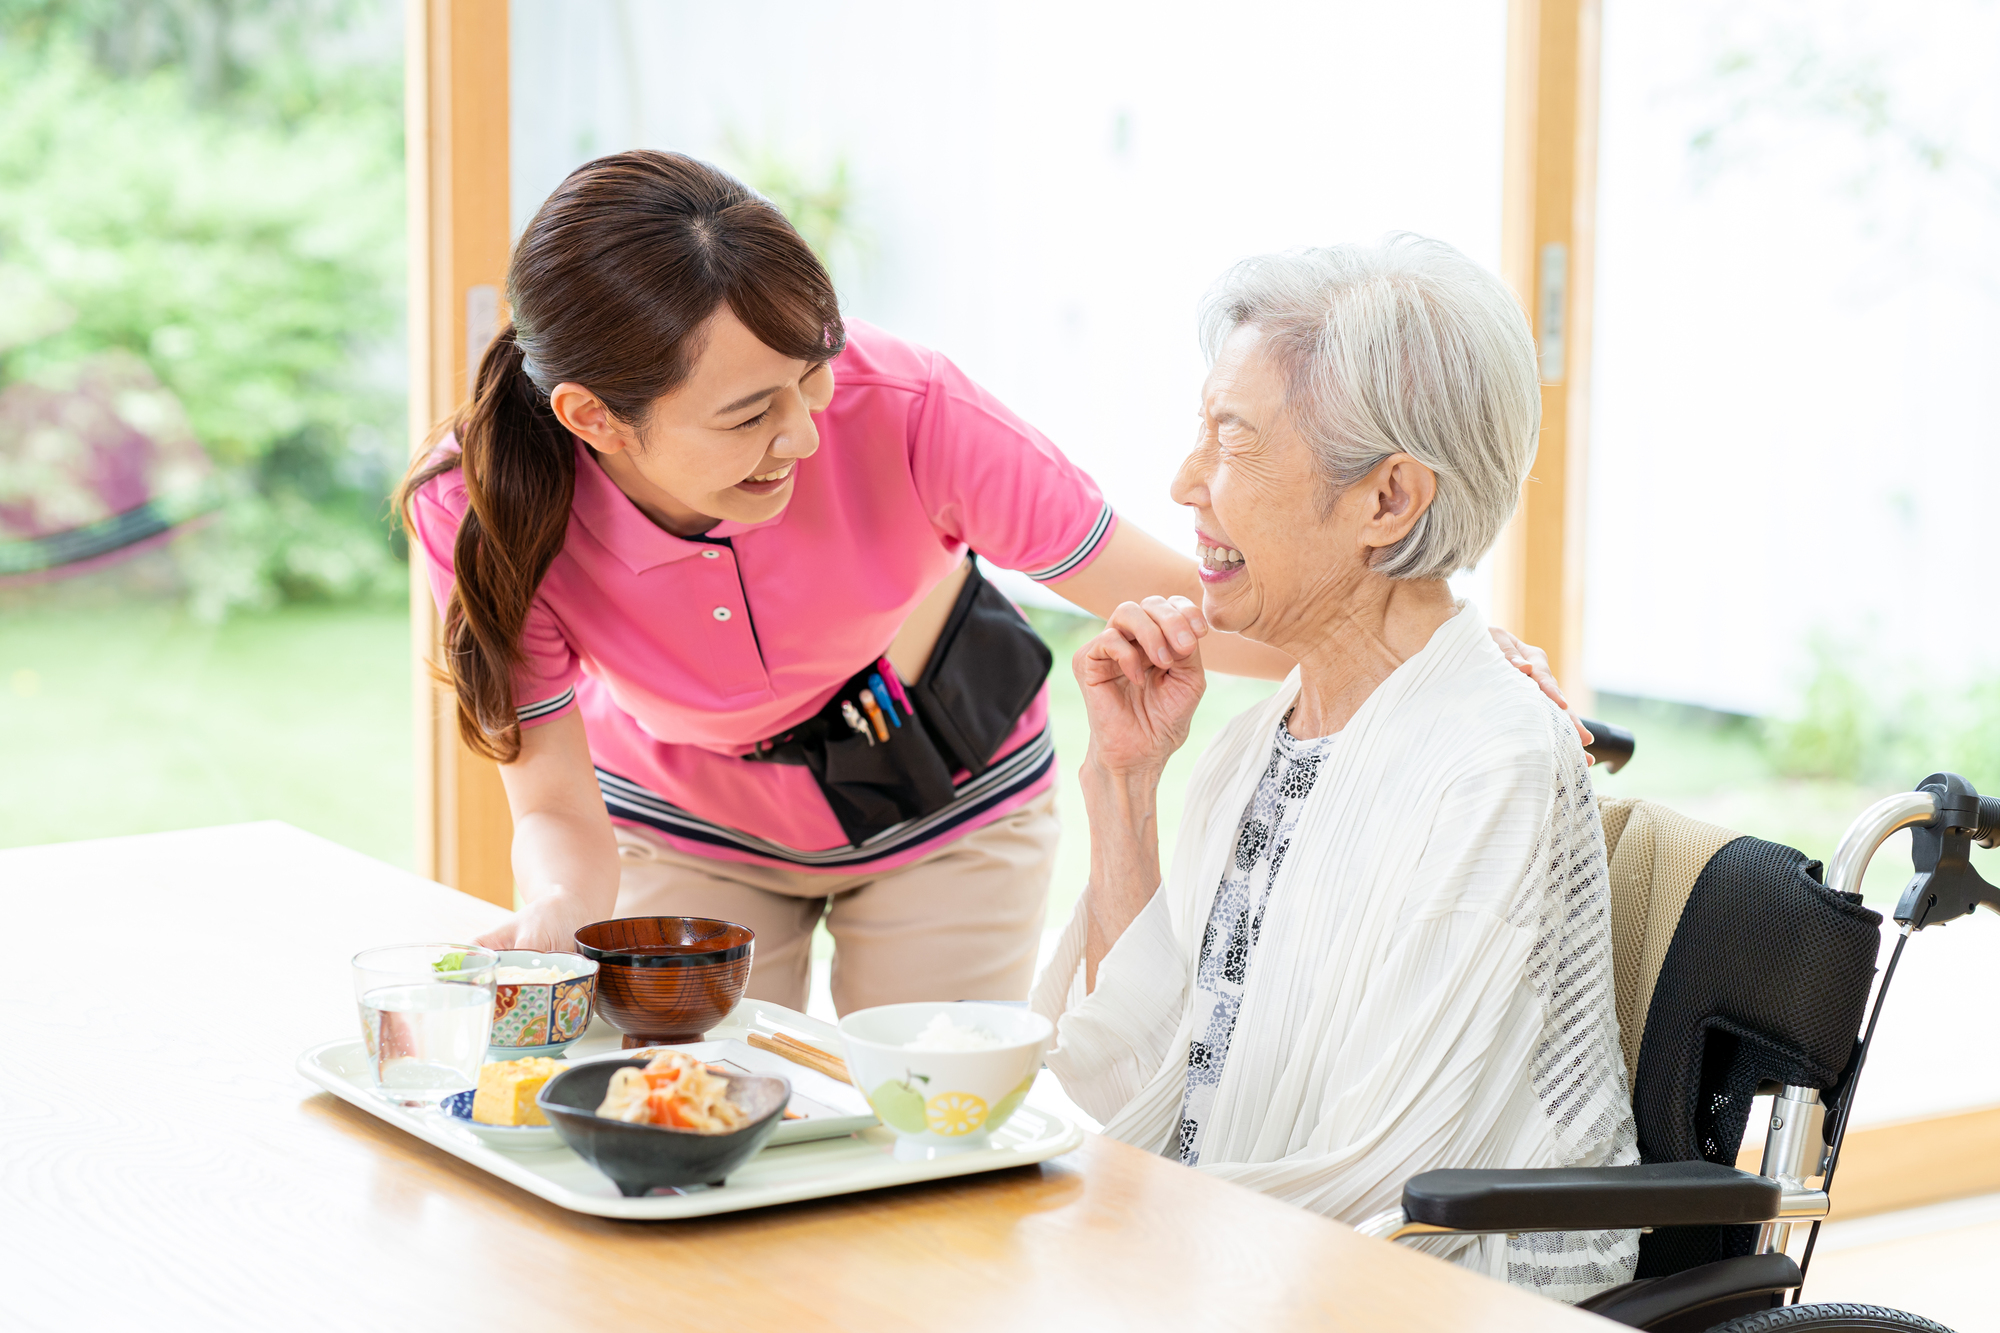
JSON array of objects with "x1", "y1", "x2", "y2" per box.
[{"x1": 441, "y1": 1089, "x2": 562, "y2": 1151}]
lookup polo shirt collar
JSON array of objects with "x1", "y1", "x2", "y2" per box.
[{"x1": 569, "y1": 437, "x2": 785, "y2": 573}]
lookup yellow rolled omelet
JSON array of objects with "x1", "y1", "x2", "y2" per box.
[{"x1": 472, "y1": 1056, "x2": 563, "y2": 1126}]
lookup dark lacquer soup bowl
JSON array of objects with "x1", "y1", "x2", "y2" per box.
[
  {"x1": 537, "y1": 1058, "x2": 789, "y2": 1196},
  {"x1": 573, "y1": 917, "x2": 755, "y2": 1047}
]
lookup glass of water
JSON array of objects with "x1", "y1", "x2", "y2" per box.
[{"x1": 351, "y1": 944, "x2": 498, "y2": 1107}]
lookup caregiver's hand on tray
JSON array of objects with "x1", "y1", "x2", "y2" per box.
[
  {"x1": 475, "y1": 711, "x2": 623, "y2": 952},
  {"x1": 1073, "y1": 595, "x2": 1208, "y2": 989},
  {"x1": 474, "y1": 884, "x2": 600, "y2": 953}
]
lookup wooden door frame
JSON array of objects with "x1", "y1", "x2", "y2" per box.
[
  {"x1": 1495, "y1": 0, "x2": 1600, "y2": 704},
  {"x1": 1494, "y1": 3, "x2": 2000, "y2": 1223},
  {"x1": 407, "y1": 0, "x2": 514, "y2": 907}
]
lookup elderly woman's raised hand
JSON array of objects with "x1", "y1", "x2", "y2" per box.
[{"x1": 1075, "y1": 595, "x2": 1209, "y2": 777}]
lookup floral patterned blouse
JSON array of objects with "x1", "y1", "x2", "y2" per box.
[{"x1": 1176, "y1": 713, "x2": 1335, "y2": 1165}]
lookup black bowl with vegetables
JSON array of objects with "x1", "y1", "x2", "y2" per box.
[{"x1": 536, "y1": 1058, "x2": 789, "y2": 1196}]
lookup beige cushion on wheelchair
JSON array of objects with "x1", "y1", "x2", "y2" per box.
[{"x1": 1598, "y1": 797, "x2": 1741, "y2": 1087}]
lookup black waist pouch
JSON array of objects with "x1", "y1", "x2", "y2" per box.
[
  {"x1": 911, "y1": 560, "x2": 1053, "y2": 778},
  {"x1": 746, "y1": 560, "x2": 1052, "y2": 846}
]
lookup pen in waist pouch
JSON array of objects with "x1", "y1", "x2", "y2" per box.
[
  {"x1": 857, "y1": 690, "x2": 891, "y2": 742},
  {"x1": 866, "y1": 673, "x2": 901, "y2": 728},
  {"x1": 840, "y1": 699, "x2": 875, "y2": 746},
  {"x1": 874, "y1": 658, "x2": 915, "y2": 716}
]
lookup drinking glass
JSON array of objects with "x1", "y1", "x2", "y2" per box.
[{"x1": 351, "y1": 944, "x2": 498, "y2": 1107}]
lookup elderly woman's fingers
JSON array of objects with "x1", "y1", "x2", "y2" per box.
[
  {"x1": 1107, "y1": 597, "x2": 1206, "y2": 670},
  {"x1": 1143, "y1": 594, "x2": 1209, "y2": 652},
  {"x1": 1105, "y1": 600, "x2": 1179, "y2": 671},
  {"x1": 1073, "y1": 608, "x2": 1208, "y2": 780},
  {"x1": 1077, "y1": 624, "x2": 1154, "y2": 687}
]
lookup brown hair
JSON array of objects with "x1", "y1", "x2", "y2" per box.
[{"x1": 398, "y1": 150, "x2": 844, "y2": 762}]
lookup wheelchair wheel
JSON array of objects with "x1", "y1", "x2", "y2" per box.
[{"x1": 1704, "y1": 1305, "x2": 1955, "y2": 1333}]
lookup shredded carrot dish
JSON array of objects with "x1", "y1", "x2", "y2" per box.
[{"x1": 596, "y1": 1051, "x2": 748, "y2": 1132}]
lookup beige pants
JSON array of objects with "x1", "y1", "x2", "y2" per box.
[{"x1": 612, "y1": 791, "x2": 1057, "y2": 1016}]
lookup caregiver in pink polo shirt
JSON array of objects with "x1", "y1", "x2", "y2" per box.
[{"x1": 399, "y1": 151, "x2": 1574, "y2": 1015}]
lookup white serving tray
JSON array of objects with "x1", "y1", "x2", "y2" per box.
[{"x1": 296, "y1": 997, "x2": 1084, "y2": 1220}]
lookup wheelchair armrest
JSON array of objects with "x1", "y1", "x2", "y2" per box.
[{"x1": 1402, "y1": 1162, "x2": 1780, "y2": 1233}]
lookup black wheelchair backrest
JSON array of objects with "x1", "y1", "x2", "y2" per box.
[{"x1": 1599, "y1": 799, "x2": 1883, "y2": 1278}]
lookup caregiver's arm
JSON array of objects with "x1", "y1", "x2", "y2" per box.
[
  {"x1": 1051, "y1": 523, "x2": 1591, "y2": 748},
  {"x1": 473, "y1": 710, "x2": 622, "y2": 952},
  {"x1": 1074, "y1": 595, "x2": 1208, "y2": 989}
]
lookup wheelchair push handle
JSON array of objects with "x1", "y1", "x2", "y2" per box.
[
  {"x1": 1975, "y1": 795, "x2": 2000, "y2": 850},
  {"x1": 1891, "y1": 773, "x2": 2000, "y2": 929},
  {"x1": 1579, "y1": 718, "x2": 1635, "y2": 773},
  {"x1": 1918, "y1": 773, "x2": 2000, "y2": 843}
]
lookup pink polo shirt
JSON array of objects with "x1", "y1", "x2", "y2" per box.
[{"x1": 410, "y1": 320, "x2": 1115, "y2": 871}]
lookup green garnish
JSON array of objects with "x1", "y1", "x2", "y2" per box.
[{"x1": 434, "y1": 950, "x2": 468, "y2": 973}]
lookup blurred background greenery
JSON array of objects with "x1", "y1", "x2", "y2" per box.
[
  {"x1": 1, "y1": 0, "x2": 411, "y2": 857},
  {"x1": 0, "y1": 0, "x2": 406, "y2": 615},
  {"x1": 2, "y1": 0, "x2": 1990, "y2": 917}
]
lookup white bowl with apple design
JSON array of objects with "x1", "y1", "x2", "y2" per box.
[{"x1": 838, "y1": 1002, "x2": 1052, "y2": 1154}]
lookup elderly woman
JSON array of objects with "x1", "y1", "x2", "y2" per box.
[{"x1": 1031, "y1": 236, "x2": 1638, "y2": 1302}]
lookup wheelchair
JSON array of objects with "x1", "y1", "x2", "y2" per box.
[{"x1": 1359, "y1": 721, "x2": 1998, "y2": 1333}]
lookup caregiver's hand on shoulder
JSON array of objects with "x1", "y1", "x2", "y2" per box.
[
  {"x1": 1075, "y1": 595, "x2": 1208, "y2": 776},
  {"x1": 474, "y1": 885, "x2": 598, "y2": 954},
  {"x1": 1487, "y1": 626, "x2": 1596, "y2": 757}
]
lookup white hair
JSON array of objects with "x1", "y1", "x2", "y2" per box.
[{"x1": 1197, "y1": 234, "x2": 1540, "y2": 581}]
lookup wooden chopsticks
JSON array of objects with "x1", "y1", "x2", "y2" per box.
[{"x1": 747, "y1": 1031, "x2": 851, "y2": 1084}]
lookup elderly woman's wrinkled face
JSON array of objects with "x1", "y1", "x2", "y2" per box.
[
  {"x1": 1172, "y1": 325, "x2": 1436, "y2": 646},
  {"x1": 1172, "y1": 325, "x2": 1342, "y2": 642}
]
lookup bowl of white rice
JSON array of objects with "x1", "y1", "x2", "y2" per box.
[{"x1": 837, "y1": 1001, "x2": 1051, "y2": 1150}]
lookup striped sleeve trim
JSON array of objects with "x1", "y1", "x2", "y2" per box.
[
  {"x1": 516, "y1": 686, "x2": 576, "y2": 724},
  {"x1": 1024, "y1": 502, "x2": 1114, "y2": 582}
]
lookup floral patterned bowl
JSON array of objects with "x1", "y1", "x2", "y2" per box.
[{"x1": 488, "y1": 950, "x2": 599, "y2": 1057}]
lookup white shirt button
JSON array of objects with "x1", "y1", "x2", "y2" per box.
[
  {"x1": 712, "y1": 607, "x2": 732, "y2": 621},
  {"x1": 700, "y1": 549, "x2": 720, "y2": 559}
]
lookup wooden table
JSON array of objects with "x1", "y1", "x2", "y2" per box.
[{"x1": 3, "y1": 823, "x2": 1610, "y2": 1331}]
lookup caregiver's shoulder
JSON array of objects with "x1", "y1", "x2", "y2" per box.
[
  {"x1": 829, "y1": 319, "x2": 1025, "y2": 413},
  {"x1": 827, "y1": 318, "x2": 943, "y2": 394}
]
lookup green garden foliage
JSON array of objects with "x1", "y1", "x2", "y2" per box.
[
  {"x1": 1766, "y1": 633, "x2": 2000, "y2": 794},
  {"x1": 0, "y1": 1, "x2": 405, "y2": 615}
]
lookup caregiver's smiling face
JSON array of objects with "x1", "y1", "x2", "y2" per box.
[
  {"x1": 1171, "y1": 324, "x2": 1352, "y2": 647},
  {"x1": 555, "y1": 304, "x2": 837, "y2": 536}
]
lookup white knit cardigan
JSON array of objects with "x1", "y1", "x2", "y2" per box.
[{"x1": 1033, "y1": 606, "x2": 1639, "y2": 1301}]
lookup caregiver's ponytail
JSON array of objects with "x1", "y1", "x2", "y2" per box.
[
  {"x1": 398, "y1": 151, "x2": 844, "y2": 762},
  {"x1": 413, "y1": 328, "x2": 574, "y2": 761}
]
